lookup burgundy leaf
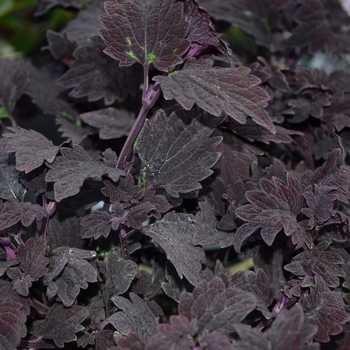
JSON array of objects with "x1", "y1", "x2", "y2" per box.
[
  {"x1": 45, "y1": 144, "x2": 124, "y2": 202},
  {"x1": 193, "y1": 200, "x2": 233, "y2": 248},
  {"x1": 302, "y1": 185, "x2": 339, "y2": 228},
  {"x1": 141, "y1": 212, "x2": 206, "y2": 286},
  {"x1": 47, "y1": 204, "x2": 85, "y2": 250},
  {"x1": 56, "y1": 116, "x2": 90, "y2": 145},
  {"x1": 80, "y1": 107, "x2": 134, "y2": 139},
  {"x1": 136, "y1": 108, "x2": 222, "y2": 197},
  {"x1": 199, "y1": 0, "x2": 287, "y2": 49},
  {"x1": 179, "y1": 277, "x2": 256, "y2": 335},
  {"x1": 198, "y1": 330, "x2": 235, "y2": 350},
  {"x1": 114, "y1": 332, "x2": 145, "y2": 350},
  {"x1": 46, "y1": 29, "x2": 77, "y2": 61},
  {"x1": 0, "y1": 58, "x2": 29, "y2": 114},
  {"x1": 212, "y1": 127, "x2": 262, "y2": 188},
  {"x1": 31, "y1": 304, "x2": 89, "y2": 348},
  {"x1": 109, "y1": 293, "x2": 159, "y2": 342},
  {"x1": 43, "y1": 246, "x2": 97, "y2": 307},
  {"x1": 286, "y1": 0, "x2": 350, "y2": 54},
  {"x1": 181, "y1": 0, "x2": 219, "y2": 47},
  {"x1": 285, "y1": 242, "x2": 344, "y2": 288},
  {"x1": 145, "y1": 315, "x2": 196, "y2": 350},
  {"x1": 301, "y1": 276, "x2": 349, "y2": 342},
  {"x1": 0, "y1": 138, "x2": 27, "y2": 201},
  {"x1": 25, "y1": 64, "x2": 78, "y2": 117},
  {"x1": 4, "y1": 127, "x2": 60, "y2": 174},
  {"x1": 154, "y1": 59, "x2": 274, "y2": 132},
  {"x1": 227, "y1": 269, "x2": 275, "y2": 318},
  {"x1": 0, "y1": 199, "x2": 46, "y2": 231},
  {"x1": 0, "y1": 299, "x2": 27, "y2": 350},
  {"x1": 57, "y1": 36, "x2": 138, "y2": 105},
  {"x1": 81, "y1": 210, "x2": 112, "y2": 240},
  {"x1": 34, "y1": 0, "x2": 82, "y2": 16},
  {"x1": 105, "y1": 250, "x2": 138, "y2": 298},
  {"x1": 232, "y1": 306, "x2": 319, "y2": 350},
  {"x1": 99, "y1": 0, "x2": 190, "y2": 71},
  {"x1": 235, "y1": 172, "x2": 310, "y2": 252},
  {"x1": 301, "y1": 148, "x2": 350, "y2": 204}
]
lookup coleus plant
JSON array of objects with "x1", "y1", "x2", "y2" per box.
[{"x1": 1, "y1": 0, "x2": 350, "y2": 349}]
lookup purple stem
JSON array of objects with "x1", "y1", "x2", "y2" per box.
[{"x1": 116, "y1": 66, "x2": 161, "y2": 170}]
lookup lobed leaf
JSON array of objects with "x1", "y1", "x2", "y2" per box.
[
  {"x1": 0, "y1": 58, "x2": 29, "y2": 115},
  {"x1": 179, "y1": 277, "x2": 257, "y2": 335},
  {"x1": 154, "y1": 59, "x2": 274, "y2": 132},
  {"x1": 0, "y1": 199, "x2": 46, "y2": 231},
  {"x1": 99, "y1": 0, "x2": 190, "y2": 71},
  {"x1": 31, "y1": 304, "x2": 89, "y2": 348},
  {"x1": 45, "y1": 144, "x2": 124, "y2": 202},
  {"x1": 4, "y1": 127, "x2": 60, "y2": 174},
  {"x1": 57, "y1": 36, "x2": 139, "y2": 105},
  {"x1": 109, "y1": 293, "x2": 160, "y2": 342},
  {"x1": 80, "y1": 107, "x2": 135, "y2": 139},
  {"x1": 141, "y1": 212, "x2": 206, "y2": 286},
  {"x1": 43, "y1": 246, "x2": 98, "y2": 307},
  {"x1": 136, "y1": 108, "x2": 222, "y2": 197}
]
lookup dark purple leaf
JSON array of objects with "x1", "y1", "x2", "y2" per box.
[
  {"x1": 99, "y1": 0, "x2": 190, "y2": 71},
  {"x1": 34, "y1": 0, "x2": 82, "y2": 16},
  {"x1": 25, "y1": 64, "x2": 77, "y2": 117},
  {"x1": 0, "y1": 280, "x2": 32, "y2": 316},
  {"x1": 141, "y1": 212, "x2": 206, "y2": 286},
  {"x1": 301, "y1": 276, "x2": 349, "y2": 342},
  {"x1": 302, "y1": 185, "x2": 338, "y2": 228},
  {"x1": 80, "y1": 107, "x2": 134, "y2": 139},
  {"x1": 301, "y1": 148, "x2": 350, "y2": 204},
  {"x1": 4, "y1": 127, "x2": 60, "y2": 174},
  {"x1": 56, "y1": 116, "x2": 90, "y2": 144},
  {"x1": 285, "y1": 241, "x2": 344, "y2": 288},
  {"x1": 136, "y1": 108, "x2": 222, "y2": 197},
  {"x1": 227, "y1": 269, "x2": 275, "y2": 318},
  {"x1": 232, "y1": 306, "x2": 319, "y2": 350},
  {"x1": 132, "y1": 260, "x2": 164, "y2": 299},
  {"x1": 161, "y1": 262, "x2": 193, "y2": 302},
  {"x1": 0, "y1": 58, "x2": 29, "y2": 115},
  {"x1": 102, "y1": 173, "x2": 142, "y2": 204},
  {"x1": 45, "y1": 144, "x2": 124, "y2": 202},
  {"x1": 212, "y1": 127, "x2": 262, "y2": 187},
  {"x1": 179, "y1": 277, "x2": 256, "y2": 335},
  {"x1": 57, "y1": 36, "x2": 138, "y2": 105},
  {"x1": 46, "y1": 29, "x2": 77, "y2": 61},
  {"x1": 81, "y1": 210, "x2": 112, "y2": 240},
  {"x1": 198, "y1": 330, "x2": 235, "y2": 350},
  {"x1": 154, "y1": 59, "x2": 274, "y2": 132},
  {"x1": 31, "y1": 304, "x2": 89, "y2": 348},
  {"x1": 9, "y1": 238, "x2": 49, "y2": 296},
  {"x1": 0, "y1": 138, "x2": 27, "y2": 201},
  {"x1": 286, "y1": 0, "x2": 350, "y2": 54},
  {"x1": 126, "y1": 201, "x2": 160, "y2": 229},
  {"x1": 199, "y1": 0, "x2": 287, "y2": 49},
  {"x1": 0, "y1": 299, "x2": 27, "y2": 350},
  {"x1": 235, "y1": 172, "x2": 310, "y2": 252},
  {"x1": 145, "y1": 315, "x2": 196, "y2": 350},
  {"x1": 181, "y1": 0, "x2": 219, "y2": 47},
  {"x1": 0, "y1": 199, "x2": 46, "y2": 231},
  {"x1": 105, "y1": 250, "x2": 138, "y2": 298},
  {"x1": 17, "y1": 238, "x2": 49, "y2": 280},
  {"x1": 109, "y1": 293, "x2": 159, "y2": 342},
  {"x1": 114, "y1": 332, "x2": 145, "y2": 350},
  {"x1": 43, "y1": 246, "x2": 98, "y2": 307},
  {"x1": 193, "y1": 200, "x2": 233, "y2": 248},
  {"x1": 47, "y1": 204, "x2": 85, "y2": 250}
]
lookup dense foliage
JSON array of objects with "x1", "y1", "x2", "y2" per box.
[{"x1": 1, "y1": 0, "x2": 350, "y2": 348}]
